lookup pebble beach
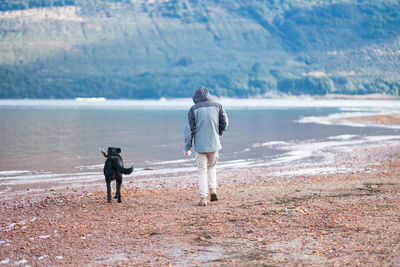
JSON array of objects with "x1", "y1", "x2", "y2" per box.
[{"x1": 0, "y1": 114, "x2": 399, "y2": 266}]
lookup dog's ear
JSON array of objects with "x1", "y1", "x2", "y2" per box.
[
  {"x1": 107, "y1": 147, "x2": 121, "y2": 155},
  {"x1": 99, "y1": 148, "x2": 107, "y2": 157}
]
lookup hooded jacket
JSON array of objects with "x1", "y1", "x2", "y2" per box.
[{"x1": 184, "y1": 87, "x2": 228, "y2": 152}]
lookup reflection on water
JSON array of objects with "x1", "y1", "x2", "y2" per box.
[
  {"x1": 0, "y1": 99, "x2": 399, "y2": 175},
  {"x1": 0, "y1": 109, "x2": 188, "y2": 173}
]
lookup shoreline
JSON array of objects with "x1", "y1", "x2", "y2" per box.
[
  {"x1": 345, "y1": 113, "x2": 400, "y2": 125},
  {"x1": 314, "y1": 93, "x2": 400, "y2": 100},
  {"x1": 2, "y1": 131, "x2": 399, "y2": 201},
  {"x1": 1, "y1": 112, "x2": 399, "y2": 266},
  {"x1": 1, "y1": 96, "x2": 400, "y2": 110},
  {"x1": 1, "y1": 145, "x2": 399, "y2": 265},
  {"x1": 1, "y1": 93, "x2": 400, "y2": 102}
]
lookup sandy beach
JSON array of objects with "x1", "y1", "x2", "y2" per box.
[
  {"x1": 344, "y1": 113, "x2": 400, "y2": 126},
  {"x1": 1, "y1": 114, "x2": 399, "y2": 266}
]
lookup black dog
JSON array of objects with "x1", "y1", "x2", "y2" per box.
[{"x1": 100, "y1": 147, "x2": 133, "y2": 203}]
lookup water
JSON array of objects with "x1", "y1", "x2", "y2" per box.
[{"x1": 0, "y1": 98, "x2": 399, "y2": 185}]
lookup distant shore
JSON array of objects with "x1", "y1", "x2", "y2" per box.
[
  {"x1": 314, "y1": 93, "x2": 400, "y2": 100},
  {"x1": 1, "y1": 93, "x2": 400, "y2": 102},
  {"x1": 346, "y1": 113, "x2": 400, "y2": 125}
]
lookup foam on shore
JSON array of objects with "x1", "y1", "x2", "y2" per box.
[{"x1": 1, "y1": 134, "x2": 399, "y2": 194}]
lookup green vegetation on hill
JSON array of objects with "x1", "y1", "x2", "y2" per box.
[
  {"x1": 0, "y1": 0, "x2": 74, "y2": 11},
  {"x1": 0, "y1": 0, "x2": 400, "y2": 98},
  {"x1": 274, "y1": 2, "x2": 400, "y2": 51}
]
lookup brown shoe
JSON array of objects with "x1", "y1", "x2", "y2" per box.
[
  {"x1": 210, "y1": 193, "x2": 218, "y2": 202},
  {"x1": 198, "y1": 198, "x2": 207, "y2": 206}
]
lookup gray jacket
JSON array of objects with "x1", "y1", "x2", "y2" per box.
[{"x1": 184, "y1": 87, "x2": 228, "y2": 153}]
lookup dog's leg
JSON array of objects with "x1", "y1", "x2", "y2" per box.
[
  {"x1": 106, "y1": 180, "x2": 112, "y2": 203},
  {"x1": 116, "y1": 177, "x2": 122, "y2": 203},
  {"x1": 113, "y1": 177, "x2": 119, "y2": 199}
]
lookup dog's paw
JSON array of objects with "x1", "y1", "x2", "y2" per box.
[{"x1": 117, "y1": 199, "x2": 121, "y2": 203}]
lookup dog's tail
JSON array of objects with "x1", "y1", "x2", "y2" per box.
[
  {"x1": 113, "y1": 158, "x2": 134, "y2": 175},
  {"x1": 119, "y1": 164, "x2": 134, "y2": 175},
  {"x1": 110, "y1": 155, "x2": 134, "y2": 175}
]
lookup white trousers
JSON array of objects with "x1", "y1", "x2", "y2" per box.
[{"x1": 196, "y1": 152, "x2": 219, "y2": 198}]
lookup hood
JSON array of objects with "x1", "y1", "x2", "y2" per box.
[{"x1": 192, "y1": 86, "x2": 213, "y2": 104}]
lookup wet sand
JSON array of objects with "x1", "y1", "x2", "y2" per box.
[
  {"x1": 346, "y1": 113, "x2": 400, "y2": 126},
  {"x1": 1, "y1": 117, "x2": 400, "y2": 266}
]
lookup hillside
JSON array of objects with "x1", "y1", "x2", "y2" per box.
[{"x1": 0, "y1": 0, "x2": 400, "y2": 98}]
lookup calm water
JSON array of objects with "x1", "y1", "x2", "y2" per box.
[{"x1": 0, "y1": 99, "x2": 399, "y2": 179}]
